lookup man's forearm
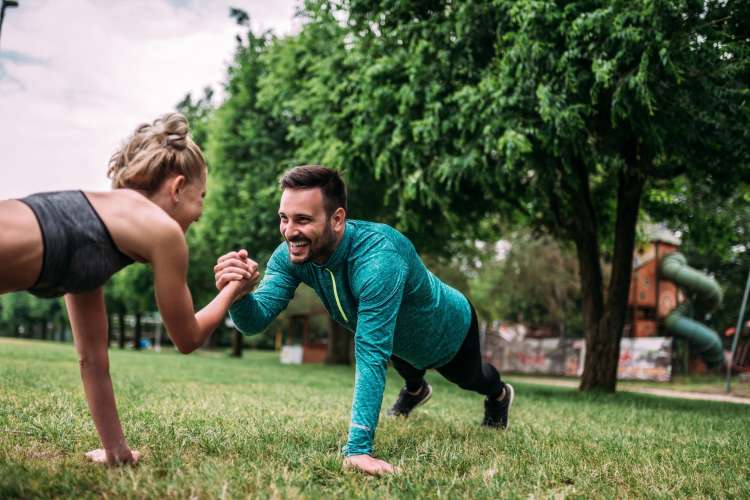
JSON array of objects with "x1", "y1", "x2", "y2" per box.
[
  {"x1": 229, "y1": 294, "x2": 277, "y2": 334},
  {"x1": 346, "y1": 359, "x2": 389, "y2": 456}
]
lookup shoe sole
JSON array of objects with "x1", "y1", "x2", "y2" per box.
[{"x1": 503, "y1": 383, "x2": 515, "y2": 430}]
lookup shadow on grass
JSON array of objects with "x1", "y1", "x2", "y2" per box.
[{"x1": 0, "y1": 462, "x2": 103, "y2": 499}]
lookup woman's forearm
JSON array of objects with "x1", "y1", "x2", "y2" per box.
[
  {"x1": 78, "y1": 359, "x2": 129, "y2": 454},
  {"x1": 65, "y1": 289, "x2": 132, "y2": 463},
  {"x1": 181, "y1": 282, "x2": 243, "y2": 353}
]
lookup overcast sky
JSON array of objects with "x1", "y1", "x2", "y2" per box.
[{"x1": 0, "y1": 0, "x2": 300, "y2": 199}]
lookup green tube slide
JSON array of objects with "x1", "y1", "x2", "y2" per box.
[{"x1": 660, "y1": 253, "x2": 724, "y2": 368}]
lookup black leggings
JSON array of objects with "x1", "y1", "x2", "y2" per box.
[{"x1": 391, "y1": 304, "x2": 505, "y2": 399}]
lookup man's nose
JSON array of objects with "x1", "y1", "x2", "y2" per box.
[{"x1": 283, "y1": 223, "x2": 298, "y2": 239}]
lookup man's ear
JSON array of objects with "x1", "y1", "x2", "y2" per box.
[
  {"x1": 168, "y1": 175, "x2": 187, "y2": 202},
  {"x1": 332, "y1": 207, "x2": 346, "y2": 231}
]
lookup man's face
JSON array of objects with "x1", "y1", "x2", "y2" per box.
[{"x1": 279, "y1": 188, "x2": 339, "y2": 265}]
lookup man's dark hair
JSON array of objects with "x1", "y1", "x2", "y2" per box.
[{"x1": 280, "y1": 165, "x2": 348, "y2": 216}]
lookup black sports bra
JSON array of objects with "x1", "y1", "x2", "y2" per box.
[{"x1": 19, "y1": 191, "x2": 134, "y2": 298}]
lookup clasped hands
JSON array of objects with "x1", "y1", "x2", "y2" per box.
[{"x1": 214, "y1": 249, "x2": 260, "y2": 296}]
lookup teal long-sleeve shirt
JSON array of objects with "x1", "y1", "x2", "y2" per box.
[{"x1": 229, "y1": 220, "x2": 471, "y2": 456}]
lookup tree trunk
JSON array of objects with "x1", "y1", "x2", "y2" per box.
[
  {"x1": 580, "y1": 165, "x2": 645, "y2": 391},
  {"x1": 118, "y1": 311, "x2": 126, "y2": 349},
  {"x1": 231, "y1": 330, "x2": 243, "y2": 358},
  {"x1": 326, "y1": 319, "x2": 352, "y2": 365},
  {"x1": 133, "y1": 313, "x2": 142, "y2": 350},
  {"x1": 563, "y1": 157, "x2": 607, "y2": 390}
]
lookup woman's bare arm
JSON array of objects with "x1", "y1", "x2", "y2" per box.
[
  {"x1": 148, "y1": 225, "x2": 258, "y2": 354},
  {"x1": 65, "y1": 288, "x2": 140, "y2": 465}
]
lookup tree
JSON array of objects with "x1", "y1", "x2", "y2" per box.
[
  {"x1": 469, "y1": 232, "x2": 582, "y2": 337},
  {"x1": 197, "y1": 1, "x2": 748, "y2": 384},
  {"x1": 321, "y1": 0, "x2": 750, "y2": 391},
  {"x1": 109, "y1": 264, "x2": 156, "y2": 350},
  {"x1": 0, "y1": 293, "x2": 67, "y2": 340}
]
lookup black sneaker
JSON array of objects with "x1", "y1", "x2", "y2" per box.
[
  {"x1": 482, "y1": 383, "x2": 514, "y2": 429},
  {"x1": 386, "y1": 382, "x2": 433, "y2": 417}
]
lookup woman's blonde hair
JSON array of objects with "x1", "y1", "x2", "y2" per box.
[{"x1": 107, "y1": 112, "x2": 206, "y2": 193}]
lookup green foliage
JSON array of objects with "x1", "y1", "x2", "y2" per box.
[
  {"x1": 337, "y1": 0, "x2": 749, "y2": 241},
  {"x1": 107, "y1": 264, "x2": 155, "y2": 314},
  {"x1": 2, "y1": 339, "x2": 750, "y2": 497},
  {"x1": 7, "y1": 1, "x2": 748, "y2": 385},
  {"x1": 176, "y1": 86, "x2": 214, "y2": 149},
  {"x1": 289, "y1": 0, "x2": 749, "y2": 389},
  {"x1": 0, "y1": 293, "x2": 66, "y2": 338},
  {"x1": 189, "y1": 1, "x2": 748, "y2": 388},
  {"x1": 201, "y1": 19, "x2": 292, "y2": 266},
  {"x1": 469, "y1": 232, "x2": 582, "y2": 334}
]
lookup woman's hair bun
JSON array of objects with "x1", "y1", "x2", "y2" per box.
[
  {"x1": 151, "y1": 113, "x2": 189, "y2": 150},
  {"x1": 107, "y1": 112, "x2": 206, "y2": 192}
]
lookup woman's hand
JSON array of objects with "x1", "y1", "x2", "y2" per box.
[
  {"x1": 66, "y1": 289, "x2": 135, "y2": 468},
  {"x1": 85, "y1": 446, "x2": 142, "y2": 466}
]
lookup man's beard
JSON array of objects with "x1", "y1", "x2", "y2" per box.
[{"x1": 288, "y1": 221, "x2": 338, "y2": 264}]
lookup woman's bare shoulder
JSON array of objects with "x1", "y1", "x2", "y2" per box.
[{"x1": 84, "y1": 190, "x2": 183, "y2": 261}]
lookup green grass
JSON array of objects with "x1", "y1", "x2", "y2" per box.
[{"x1": 1, "y1": 338, "x2": 749, "y2": 499}]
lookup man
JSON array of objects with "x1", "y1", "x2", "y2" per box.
[{"x1": 214, "y1": 165, "x2": 514, "y2": 476}]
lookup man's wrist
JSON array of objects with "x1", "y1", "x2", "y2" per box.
[{"x1": 342, "y1": 443, "x2": 373, "y2": 457}]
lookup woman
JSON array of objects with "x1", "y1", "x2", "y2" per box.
[{"x1": 0, "y1": 112, "x2": 257, "y2": 465}]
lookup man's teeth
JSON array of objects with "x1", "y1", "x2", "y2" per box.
[{"x1": 290, "y1": 241, "x2": 308, "y2": 247}]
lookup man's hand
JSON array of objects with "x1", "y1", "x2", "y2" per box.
[
  {"x1": 343, "y1": 454, "x2": 399, "y2": 476},
  {"x1": 85, "y1": 447, "x2": 142, "y2": 466},
  {"x1": 214, "y1": 249, "x2": 259, "y2": 291}
]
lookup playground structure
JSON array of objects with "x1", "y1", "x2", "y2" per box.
[{"x1": 627, "y1": 227, "x2": 725, "y2": 371}]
